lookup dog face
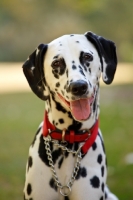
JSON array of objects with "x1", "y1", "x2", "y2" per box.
[
  {"x1": 23, "y1": 32, "x2": 117, "y2": 121},
  {"x1": 44, "y1": 34, "x2": 102, "y2": 121}
]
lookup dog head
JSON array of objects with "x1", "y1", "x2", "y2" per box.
[{"x1": 23, "y1": 32, "x2": 117, "y2": 121}]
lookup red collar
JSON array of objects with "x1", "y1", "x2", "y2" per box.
[{"x1": 43, "y1": 112, "x2": 99, "y2": 154}]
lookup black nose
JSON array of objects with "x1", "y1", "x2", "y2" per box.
[{"x1": 70, "y1": 80, "x2": 88, "y2": 96}]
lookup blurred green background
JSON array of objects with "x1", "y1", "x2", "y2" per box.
[
  {"x1": 0, "y1": 0, "x2": 133, "y2": 62},
  {"x1": 0, "y1": 0, "x2": 133, "y2": 199}
]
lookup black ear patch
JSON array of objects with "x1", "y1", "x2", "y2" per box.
[
  {"x1": 85, "y1": 32, "x2": 117, "y2": 84},
  {"x1": 22, "y1": 44, "x2": 49, "y2": 100}
]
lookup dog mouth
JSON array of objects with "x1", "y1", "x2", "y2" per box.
[{"x1": 57, "y1": 93, "x2": 94, "y2": 121}]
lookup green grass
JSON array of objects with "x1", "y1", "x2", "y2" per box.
[
  {"x1": 0, "y1": 85, "x2": 133, "y2": 199},
  {"x1": 100, "y1": 85, "x2": 133, "y2": 199}
]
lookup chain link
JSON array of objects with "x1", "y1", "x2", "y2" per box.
[{"x1": 44, "y1": 135, "x2": 82, "y2": 196}]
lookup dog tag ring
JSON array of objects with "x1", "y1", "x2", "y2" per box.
[{"x1": 60, "y1": 185, "x2": 71, "y2": 196}]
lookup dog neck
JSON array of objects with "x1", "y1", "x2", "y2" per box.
[{"x1": 45, "y1": 87, "x2": 100, "y2": 131}]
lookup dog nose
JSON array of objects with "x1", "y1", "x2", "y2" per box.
[{"x1": 70, "y1": 80, "x2": 88, "y2": 96}]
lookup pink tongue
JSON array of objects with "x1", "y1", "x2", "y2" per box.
[{"x1": 70, "y1": 99, "x2": 91, "y2": 121}]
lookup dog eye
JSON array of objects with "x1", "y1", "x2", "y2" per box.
[
  {"x1": 83, "y1": 53, "x2": 93, "y2": 61},
  {"x1": 52, "y1": 60, "x2": 60, "y2": 67}
]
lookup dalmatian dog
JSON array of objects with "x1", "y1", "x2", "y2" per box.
[{"x1": 22, "y1": 31, "x2": 118, "y2": 200}]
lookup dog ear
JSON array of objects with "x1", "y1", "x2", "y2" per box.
[
  {"x1": 85, "y1": 31, "x2": 117, "y2": 84},
  {"x1": 22, "y1": 44, "x2": 49, "y2": 100}
]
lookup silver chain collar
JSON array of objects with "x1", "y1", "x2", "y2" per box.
[{"x1": 43, "y1": 135, "x2": 83, "y2": 197}]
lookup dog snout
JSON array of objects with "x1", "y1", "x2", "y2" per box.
[{"x1": 70, "y1": 80, "x2": 88, "y2": 96}]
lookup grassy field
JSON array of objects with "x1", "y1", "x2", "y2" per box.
[{"x1": 0, "y1": 84, "x2": 133, "y2": 199}]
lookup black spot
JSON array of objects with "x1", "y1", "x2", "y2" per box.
[
  {"x1": 65, "y1": 151, "x2": 69, "y2": 158},
  {"x1": 89, "y1": 81, "x2": 92, "y2": 87},
  {"x1": 53, "y1": 55, "x2": 59, "y2": 59},
  {"x1": 72, "y1": 61, "x2": 75, "y2": 63},
  {"x1": 72, "y1": 143, "x2": 79, "y2": 155},
  {"x1": 76, "y1": 167, "x2": 87, "y2": 180},
  {"x1": 93, "y1": 98, "x2": 97, "y2": 113},
  {"x1": 98, "y1": 133, "x2": 106, "y2": 153},
  {"x1": 29, "y1": 198, "x2": 33, "y2": 200},
  {"x1": 97, "y1": 154, "x2": 103, "y2": 164},
  {"x1": 89, "y1": 68, "x2": 91, "y2": 73},
  {"x1": 66, "y1": 69, "x2": 68, "y2": 77},
  {"x1": 51, "y1": 92, "x2": 67, "y2": 113},
  {"x1": 54, "y1": 69, "x2": 58, "y2": 73},
  {"x1": 70, "y1": 34, "x2": 74, "y2": 36},
  {"x1": 66, "y1": 85, "x2": 70, "y2": 93},
  {"x1": 90, "y1": 176, "x2": 100, "y2": 188},
  {"x1": 27, "y1": 156, "x2": 33, "y2": 172},
  {"x1": 78, "y1": 65, "x2": 82, "y2": 70},
  {"x1": 79, "y1": 69, "x2": 85, "y2": 76},
  {"x1": 86, "y1": 62, "x2": 90, "y2": 67},
  {"x1": 70, "y1": 79, "x2": 73, "y2": 82},
  {"x1": 78, "y1": 65, "x2": 85, "y2": 76},
  {"x1": 31, "y1": 126, "x2": 41, "y2": 147},
  {"x1": 56, "y1": 82, "x2": 60, "y2": 87},
  {"x1": 81, "y1": 167, "x2": 87, "y2": 177},
  {"x1": 65, "y1": 196, "x2": 70, "y2": 200},
  {"x1": 68, "y1": 111, "x2": 73, "y2": 119},
  {"x1": 76, "y1": 41, "x2": 79, "y2": 43},
  {"x1": 68, "y1": 120, "x2": 82, "y2": 131},
  {"x1": 105, "y1": 192, "x2": 108, "y2": 199},
  {"x1": 66, "y1": 96, "x2": 69, "y2": 99},
  {"x1": 49, "y1": 178, "x2": 57, "y2": 191},
  {"x1": 52, "y1": 149, "x2": 62, "y2": 164},
  {"x1": 61, "y1": 90, "x2": 64, "y2": 96},
  {"x1": 83, "y1": 65, "x2": 87, "y2": 72},
  {"x1": 93, "y1": 89, "x2": 98, "y2": 113},
  {"x1": 72, "y1": 65, "x2": 77, "y2": 70},
  {"x1": 79, "y1": 51, "x2": 84, "y2": 66},
  {"x1": 64, "y1": 84, "x2": 67, "y2": 90},
  {"x1": 60, "y1": 44, "x2": 62, "y2": 46},
  {"x1": 27, "y1": 183, "x2": 32, "y2": 195},
  {"x1": 101, "y1": 182, "x2": 104, "y2": 192},
  {"x1": 101, "y1": 166, "x2": 104, "y2": 177},
  {"x1": 76, "y1": 167, "x2": 81, "y2": 180},
  {"x1": 59, "y1": 118, "x2": 64, "y2": 124},
  {"x1": 100, "y1": 196, "x2": 103, "y2": 200},
  {"x1": 53, "y1": 72, "x2": 59, "y2": 79},
  {"x1": 58, "y1": 157, "x2": 64, "y2": 168},
  {"x1": 92, "y1": 142, "x2": 97, "y2": 150}
]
